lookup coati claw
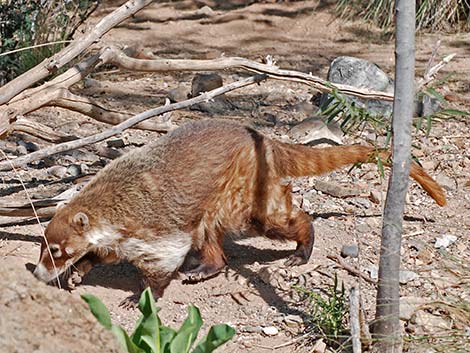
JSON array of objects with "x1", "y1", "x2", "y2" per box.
[
  {"x1": 119, "y1": 294, "x2": 140, "y2": 310},
  {"x1": 66, "y1": 270, "x2": 83, "y2": 290},
  {"x1": 183, "y1": 264, "x2": 225, "y2": 283}
]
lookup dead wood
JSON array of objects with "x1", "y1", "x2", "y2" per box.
[
  {"x1": 11, "y1": 118, "x2": 76, "y2": 143},
  {"x1": 327, "y1": 254, "x2": 376, "y2": 285},
  {"x1": 350, "y1": 286, "x2": 362, "y2": 353},
  {"x1": 0, "y1": 74, "x2": 267, "y2": 171},
  {"x1": 0, "y1": 0, "x2": 154, "y2": 105}
]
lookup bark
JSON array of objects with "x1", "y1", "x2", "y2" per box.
[{"x1": 374, "y1": 1, "x2": 416, "y2": 352}]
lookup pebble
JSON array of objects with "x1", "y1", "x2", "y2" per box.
[
  {"x1": 106, "y1": 139, "x2": 125, "y2": 149},
  {"x1": 15, "y1": 145, "x2": 28, "y2": 155},
  {"x1": 400, "y1": 296, "x2": 428, "y2": 320},
  {"x1": 167, "y1": 86, "x2": 189, "y2": 103},
  {"x1": 191, "y1": 72, "x2": 223, "y2": 97},
  {"x1": 434, "y1": 234, "x2": 457, "y2": 249},
  {"x1": 399, "y1": 270, "x2": 419, "y2": 284},
  {"x1": 48, "y1": 166, "x2": 68, "y2": 178},
  {"x1": 262, "y1": 326, "x2": 279, "y2": 336},
  {"x1": 341, "y1": 244, "x2": 359, "y2": 258}
]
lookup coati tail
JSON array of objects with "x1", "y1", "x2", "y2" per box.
[{"x1": 270, "y1": 141, "x2": 446, "y2": 206}]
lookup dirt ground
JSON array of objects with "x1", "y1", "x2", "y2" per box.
[{"x1": 1, "y1": 1, "x2": 469, "y2": 352}]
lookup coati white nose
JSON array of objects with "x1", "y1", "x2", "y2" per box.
[{"x1": 33, "y1": 263, "x2": 50, "y2": 282}]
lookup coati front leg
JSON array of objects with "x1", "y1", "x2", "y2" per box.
[
  {"x1": 68, "y1": 251, "x2": 119, "y2": 289},
  {"x1": 184, "y1": 225, "x2": 226, "y2": 282}
]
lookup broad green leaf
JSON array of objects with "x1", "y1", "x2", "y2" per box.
[
  {"x1": 132, "y1": 288, "x2": 160, "y2": 353},
  {"x1": 160, "y1": 326, "x2": 177, "y2": 353},
  {"x1": 170, "y1": 305, "x2": 203, "y2": 353},
  {"x1": 81, "y1": 294, "x2": 112, "y2": 330},
  {"x1": 112, "y1": 325, "x2": 142, "y2": 353},
  {"x1": 192, "y1": 324, "x2": 236, "y2": 353}
]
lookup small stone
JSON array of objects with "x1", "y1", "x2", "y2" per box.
[
  {"x1": 106, "y1": 139, "x2": 125, "y2": 149},
  {"x1": 436, "y1": 173, "x2": 456, "y2": 191},
  {"x1": 400, "y1": 270, "x2": 419, "y2": 284},
  {"x1": 369, "y1": 190, "x2": 383, "y2": 204},
  {"x1": 412, "y1": 310, "x2": 452, "y2": 332},
  {"x1": 66, "y1": 164, "x2": 82, "y2": 177},
  {"x1": 368, "y1": 265, "x2": 378, "y2": 281},
  {"x1": 434, "y1": 234, "x2": 457, "y2": 249},
  {"x1": 355, "y1": 222, "x2": 371, "y2": 234},
  {"x1": 15, "y1": 145, "x2": 28, "y2": 155},
  {"x1": 341, "y1": 244, "x2": 359, "y2": 258},
  {"x1": 400, "y1": 296, "x2": 428, "y2": 321},
  {"x1": 288, "y1": 116, "x2": 343, "y2": 145},
  {"x1": 48, "y1": 166, "x2": 67, "y2": 178},
  {"x1": 262, "y1": 326, "x2": 279, "y2": 336},
  {"x1": 348, "y1": 197, "x2": 371, "y2": 209},
  {"x1": 191, "y1": 73, "x2": 223, "y2": 97},
  {"x1": 284, "y1": 314, "x2": 303, "y2": 329},
  {"x1": 195, "y1": 5, "x2": 214, "y2": 17},
  {"x1": 312, "y1": 338, "x2": 327, "y2": 353},
  {"x1": 168, "y1": 86, "x2": 189, "y2": 103},
  {"x1": 314, "y1": 180, "x2": 361, "y2": 198},
  {"x1": 18, "y1": 141, "x2": 40, "y2": 152}
]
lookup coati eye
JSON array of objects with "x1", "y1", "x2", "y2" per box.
[{"x1": 49, "y1": 244, "x2": 62, "y2": 258}]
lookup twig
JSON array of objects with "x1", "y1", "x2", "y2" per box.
[
  {"x1": 416, "y1": 53, "x2": 456, "y2": 91},
  {"x1": 327, "y1": 254, "x2": 376, "y2": 285},
  {"x1": 0, "y1": 74, "x2": 267, "y2": 171},
  {"x1": 349, "y1": 286, "x2": 362, "y2": 353},
  {"x1": 0, "y1": 0, "x2": 154, "y2": 104}
]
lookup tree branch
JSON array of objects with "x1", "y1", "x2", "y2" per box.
[{"x1": 0, "y1": 74, "x2": 267, "y2": 171}]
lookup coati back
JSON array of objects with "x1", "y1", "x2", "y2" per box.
[{"x1": 34, "y1": 120, "x2": 445, "y2": 300}]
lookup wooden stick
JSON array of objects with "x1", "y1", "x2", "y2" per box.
[
  {"x1": 327, "y1": 254, "x2": 376, "y2": 285},
  {"x1": 349, "y1": 286, "x2": 362, "y2": 353},
  {"x1": 0, "y1": 74, "x2": 267, "y2": 171}
]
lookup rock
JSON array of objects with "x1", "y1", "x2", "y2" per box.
[
  {"x1": 434, "y1": 234, "x2": 458, "y2": 249},
  {"x1": 18, "y1": 140, "x2": 40, "y2": 152},
  {"x1": 400, "y1": 270, "x2": 419, "y2": 284},
  {"x1": 400, "y1": 296, "x2": 428, "y2": 321},
  {"x1": 48, "y1": 166, "x2": 68, "y2": 178},
  {"x1": 320, "y1": 56, "x2": 394, "y2": 116},
  {"x1": 411, "y1": 310, "x2": 452, "y2": 332},
  {"x1": 311, "y1": 338, "x2": 327, "y2": 353},
  {"x1": 0, "y1": 263, "x2": 121, "y2": 353},
  {"x1": 368, "y1": 265, "x2": 378, "y2": 281},
  {"x1": 262, "y1": 326, "x2": 279, "y2": 336},
  {"x1": 258, "y1": 267, "x2": 290, "y2": 291},
  {"x1": 436, "y1": 173, "x2": 456, "y2": 191},
  {"x1": 195, "y1": 5, "x2": 215, "y2": 17},
  {"x1": 341, "y1": 244, "x2": 359, "y2": 258},
  {"x1": 106, "y1": 138, "x2": 125, "y2": 149},
  {"x1": 66, "y1": 164, "x2": 88, "y2": 177},
  {"x1": 314, "y1": 180, "x2": 361, "y2": 198},
  {"x1": 167, "y1": 86, "x2": 189, "y2": 103},
  {"x1": 415, "y1": 94, "x2": 441, "y2": 117},
  {"x1": 369, "y1": 189, "x2": 383, "y2": 204},
  {"x1": 15, "y1": 144, "x2": 28, "y2": 155},
  {"x1": 348, "y1": 197, "x2": 372, "y2": 209},
  {"x1": 288, "y1": 116, "x2": 343, "y2": 145},
  {"x1": 191, "y1": 72, "x2": 223, "y2": 97},
  {"x1": 283, "y1": 314, "x2": 303, "y2": 329}
]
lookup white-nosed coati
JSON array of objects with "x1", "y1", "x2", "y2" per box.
[{"x1": 34, "y1": 120, "x2": 446, "y2": 300}]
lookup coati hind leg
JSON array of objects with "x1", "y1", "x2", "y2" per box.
[{"x1": 260, "y1": 208, "x2": 315, "y2": 266}]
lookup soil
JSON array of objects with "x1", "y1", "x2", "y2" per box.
[{"x1": 1, "y1": 1, "x2": 469, "y2": 352}]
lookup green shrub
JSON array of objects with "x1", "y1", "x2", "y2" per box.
[
  {"x1": 0, "y1": 0, "x2": 98, "y2": 84},
  {"x1": 82, "y1": 288, "x2": 236, "y2": 353},
  {"x1": 336, "y1": 0, "x2": 470, "y2": 32}
]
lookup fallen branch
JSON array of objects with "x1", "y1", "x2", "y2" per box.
[
  {"x1": 349, "y1": 286, "x2": 362, "y2": 353},
  {"x1": 11, "y1": 117, "x2": 76, "y2": 143},
  {"x1": 416, "y1": 52, "x2": 456, "y2": 91},
  {"x1": 103, "y1": 47, "x2": 394, "y2": 101},
  {"x1": 327, "y1": 254, "x2": 376, "y2": 285},
  {"x1": 0, "y1": 0, "x2": 154, "y2": 105},
  {"x1": 0, "y1": 74, "x2": 267, "y2": 171}
]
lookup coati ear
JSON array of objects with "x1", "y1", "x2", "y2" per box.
[{"x1": 73, "y1": 212, "x2": 90, "y2": 230}]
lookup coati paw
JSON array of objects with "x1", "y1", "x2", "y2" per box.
[
  {"x1": 183, "y1": 264, "x2": 225, "y2": 283},
  {"x1": 284, "y1": 254, "x2": 309, "y2": 266},
  {"x1": 66, "y1": 270, "x2": 83, "y2": 290},
  {"x1": 119, "y1": 294, "x2": 140, "y2": 310}
]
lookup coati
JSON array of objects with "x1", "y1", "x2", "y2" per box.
[{"x1": 34, "y1": 119, "x2": 446, "y2": 299}]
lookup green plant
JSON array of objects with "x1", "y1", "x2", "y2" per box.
[
  {"x1": 336, "y1": 0, "x2": 470, "y2": 32},
  {"x1": 82, "y1": 288, "x2": 235, "y2": 353},
  {"x1": 296, "y1": 274, "x2": 348, "y2": 347},
  {"x1": 0, "y1": 0, "x2": 98, "y2": 83}
]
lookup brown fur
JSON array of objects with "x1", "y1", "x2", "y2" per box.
[{"x1": 34, "y1": 120, "x2": 445, "y2": 299}]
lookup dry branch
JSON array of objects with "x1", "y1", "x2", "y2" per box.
[
  {"x1": 350, "y1": 286, "x2": 362, "y2": 353},
  {"x1": 103, "y1": 47, "x2": 395, "y2": 101},
  {"x1": 11, "y1": 118, "x2": 76, "y2": 143},
  {"x1": 0, "y1": 74, "x2": 267, "y2": 171},
  {"x1": 0, "y1": 0, "x2": 154, "y2": 105},
  {"x1": 327, "y1": 254, "x2": 376, "y2": 285}
]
